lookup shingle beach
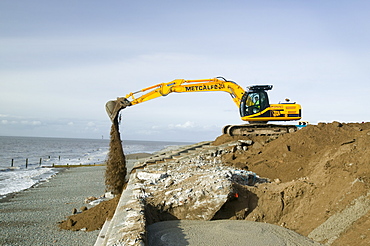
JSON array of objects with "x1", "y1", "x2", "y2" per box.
[{"x1": 0, "y1": 166, "x2": 106, "y2": 246}]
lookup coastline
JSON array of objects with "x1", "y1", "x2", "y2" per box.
[{"x1": 0, "y1": 153, "x2": 155, "y2": 246}]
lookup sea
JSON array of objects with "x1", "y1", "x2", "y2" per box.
[{"x1": 0, "y1": 136, "x2": 191, "y2": 199}]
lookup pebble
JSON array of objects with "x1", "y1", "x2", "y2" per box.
[{"x1": 0, "y1": 166, "x2": 106, "y2": 246}]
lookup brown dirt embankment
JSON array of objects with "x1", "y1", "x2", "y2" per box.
[{"x1": 216, "y1": 122, "x2": 370, "y2": 245}]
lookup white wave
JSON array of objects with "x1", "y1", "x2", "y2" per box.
[{"x1": 0, "y1": 167, "x2": 57, "y2": 196}]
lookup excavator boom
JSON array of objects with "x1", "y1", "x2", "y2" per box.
[{"x1": 105, "y1": 77, "x2": 245, "y2": 123}]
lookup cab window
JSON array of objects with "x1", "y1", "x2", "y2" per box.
[{"x1": 241, "y1": 91, "x2": 269, "y2": 116}]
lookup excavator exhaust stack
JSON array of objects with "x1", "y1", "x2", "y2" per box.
[{"x1": 105, "y1": 98, "x2": 131, "y2": 123}]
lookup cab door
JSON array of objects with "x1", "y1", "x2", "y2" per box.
[{"x1": 240, "y1": 90, "x2": 270, "y2": 117}]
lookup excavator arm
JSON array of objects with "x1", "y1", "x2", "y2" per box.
[{"x1": 105, "y1": 77, "x2": 245, "y2": 123}]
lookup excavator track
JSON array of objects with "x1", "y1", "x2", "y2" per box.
[{"x1": 223, "y1": 124, "x2": 297, "y2": 136}]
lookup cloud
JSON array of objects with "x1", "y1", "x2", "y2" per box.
[
  {"x1": 136, "y1": 129, "x2": 161, "y2": 136},
  {"x1": 20, "y1": 120, "x2": 42, "y2": 125},
  {"x1": 0, "y1": 117, "x2": 41, "y2": 126},
  {"x1": 84, "y1": 121, "x2": 99, "y2": 132},
  {"x1": 168, "y1": 121, "x2": 195, "y2": 129},
  {"x1": 0, "y1": 113, "x2": 109, "y2": 139},
  {"x1": 87, "y1": 122, "x2": 96, "y2": 127}
]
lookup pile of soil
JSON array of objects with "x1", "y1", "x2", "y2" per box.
[
  {"x1": 218, "y1": 122, "x2": 370, "y2": 183},
  {"x1": 105, "y1": 119, "x2": 126, "y2": 194},
  {"x1": 59, "y1": 195, "x2": 120, "y2": 231},
  {"x1": 215, "y1": 122, "x2": 370, "y2": 245}
]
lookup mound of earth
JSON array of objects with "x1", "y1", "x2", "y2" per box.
[
  {"x1": 216, "y1": 122, "x2": 370, "y2": 245},
  {"x1": 58, "y1": 195, "x2": 120, "y2": 231}
]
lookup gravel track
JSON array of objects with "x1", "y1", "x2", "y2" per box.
[{"x1": 0, "y1": 166, "x2": 106, "y2": 246}]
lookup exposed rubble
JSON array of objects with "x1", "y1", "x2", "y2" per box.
[
  {"x1": 141, "y1": 154, "x2": 268, "y2": 221},
  {"x1": 99, "y1": 140, "x2": 270, "y2": 245}
]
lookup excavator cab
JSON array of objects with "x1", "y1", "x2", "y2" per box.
[
  {"x1": 240, "y1": 85, "x2": 272, "y2": 118},
  {"x1": 239, "y1": 84, "x2": 301, "y2": 123}
]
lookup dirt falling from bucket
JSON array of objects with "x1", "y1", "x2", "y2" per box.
[{"x1": 105, "y1": 118, "x2": 127, "y2": 194}]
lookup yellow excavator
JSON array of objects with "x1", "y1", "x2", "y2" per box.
[{"x1": 105, "y1": 77, "x2": 301, "y2": 136}]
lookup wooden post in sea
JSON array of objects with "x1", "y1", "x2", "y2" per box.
[
  {"x1": 11, "y1": 159, "x2": 14, "y2": 167},
  {"x1": 26, "y1": 158, "x2": 28, "y2": 168},
  {"x1": 39, "y1": 158, "x2": 42, "y2": 166}
]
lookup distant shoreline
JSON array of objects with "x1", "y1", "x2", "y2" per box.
[{"x1": 126, "y1": 152, "x2": 153, "y2": 160}]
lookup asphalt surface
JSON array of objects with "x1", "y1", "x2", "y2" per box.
[{"x1": 147, "y1": 220, "x2": 322, "y2": 246}]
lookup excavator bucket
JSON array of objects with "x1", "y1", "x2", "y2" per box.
[
  {"x1": 105, "y1": 100, "x2": 119, "y2": 123},
  {"x1": 105, "y1": 98, "x2": 131, "y2": 123}
]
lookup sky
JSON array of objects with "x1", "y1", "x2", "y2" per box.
[{"x1": 1, "y1": 0, "x2": 370, "y2": 142}]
